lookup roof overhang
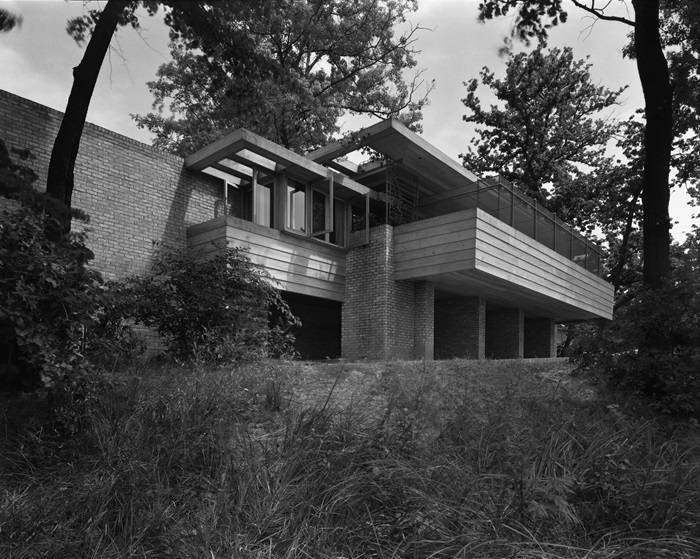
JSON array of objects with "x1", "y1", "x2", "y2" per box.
[
  {"x1": 185, "y1": 128, "x2": 372, "y2": 199},
  {"x1": 306, "y1": 118, "x2": 480, "y2": 194}
]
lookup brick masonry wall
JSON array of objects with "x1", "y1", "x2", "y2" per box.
[
  {"x1": 435, "y1": 296, "x2": 485, "y2": 359},
  {"x1": 485, "y1": 306, "x2": 524, "y2": 359},
  {"x1": 524, "y1": 317, "x2": 556, "y2": 358},
  {"x1": 0, "y1": 89, "x2": 221, "y2": 280},
  {"x1": 413, "y1": 281, "x2": 435, "y2": 360},
  {"x1": 342, "y1": 225, "x2": 434, "y2": 360}
]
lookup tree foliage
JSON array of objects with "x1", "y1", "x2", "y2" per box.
[
  {"x1": 460, "y1": 47, "x2": 648, "y2": 288},
  {"x1": 0, "y1": 7, "x2": 22, "y2": 32},
  {"x1": 476, "y1": 0, "x2": 699, "y2": 288},
  {"x1": 135, "y1": 0, "x2": 430, "y2": 155},
  {"x1": 461, "y1": 46, "x2": 625, "y2": 207},
  {"x1": 0, "y1": 141, "x2": 136, "y2": 392}
]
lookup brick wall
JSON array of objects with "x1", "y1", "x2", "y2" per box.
[
  {"x1": 485, "y1": 306, "x2": 524, "y2": 359},
  {"x1": 0, "y1": 89, "x2": 221, "y2": 280},
  {"x1": 342, "y1": 225, "x2": 434, "y2": 360},
  {"x1": 435, "y1": 296, "x2": 485, "y2": 359}
]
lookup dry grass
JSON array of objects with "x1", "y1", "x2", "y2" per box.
[{"x1": 1, "y1": 358, "x2": 699, "y2": 558}]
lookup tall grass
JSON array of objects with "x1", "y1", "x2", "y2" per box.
[{"x1": 1, "y1": 360, "x2": 699, "y2": 558}]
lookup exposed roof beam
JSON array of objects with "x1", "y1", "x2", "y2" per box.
[
  {"x1": 202, "y1": 166, "x2": 242, "y2": 186},
  {"x1": 328, "y1": 159, "x2": 359, "y2": 175},
  {"x1": 186, "y1": 127, "x2": 372, "y2": 198}
]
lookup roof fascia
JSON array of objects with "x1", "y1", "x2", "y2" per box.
[{"x1": 185, "y1": 128, "x2": 371, "y2": 198}]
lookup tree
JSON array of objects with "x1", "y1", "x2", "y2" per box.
[
  {"x1": 0, "y1": 8, "x2": 22, "y2": 32},
  {"x1": 460, "y1": 46, "x2": 645, "y2": 291},
  {"x1": 46, "y1": 1, "x2": 263, "y2": 232},
  {"x1": 476, "y1": 0, "x2": 699, "y2": 289},
  {"x1": 47, "y1": 0, "x2": 146, "y2": 232},
  {"x1": 135, "y1": 0, "x2": 430, "y2": 155},
  {"x1": 461, "y1": 46, "x2": 624, "y2": 207}
]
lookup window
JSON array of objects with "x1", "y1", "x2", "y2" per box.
[
  {"x1": 287, "y1": 183, "x2": 306, "y2": 231},
  {"x1": 254, "y1": 182, "x2": 272, "y2": 227},
  {"x1": 312, "y1": 189, "x2": 328, "y2": 237},
  {"x1": 330, "y1": 199, "x2": 346, "y2": 247}
]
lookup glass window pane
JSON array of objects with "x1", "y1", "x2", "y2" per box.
[
  {"x1": 572, "y1": 237, "x2": 586, "y2": 268},
  {"x1": 513, "y1": 194, "x2": 534, "y2": 237},
  {"x1": 350, "y1": 198, "x2": 366, "y2": 232},
  {"x1": 497, "y1": 186, "x2": 512, "y2": 225},
  {"x1": 536, "y1": 212, "x2": 554, "y2": 249},
  {"x1": 555, "y1": 223, "x2": 571, "y2": 258},
  {"x1": 254, "y1": 182, "x2": 272, "y2": 227},
  {"x1": 287, "y1": 184, "x2": 306, "y2": 231},
  {"x1": 330, "y1": 199, "x2": 346, "y2": 247},
  {"x1": 312, "y1": 190, "x2": 327, "y2": 234}
]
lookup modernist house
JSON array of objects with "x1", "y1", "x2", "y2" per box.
[
  {"x1": 0, "y1": 90, "x2": 613, "y2": 360},
  {"x1": 184, "y1": 119, "x2": 613, "y2": 360}
]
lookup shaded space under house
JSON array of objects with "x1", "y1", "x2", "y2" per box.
[{"x1": 0, "y1": 90, "x2": 612, "y2": 360}]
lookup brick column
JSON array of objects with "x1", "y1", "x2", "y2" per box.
[
  {"x1": 485, "y1": 306, "x2": 524, "y2": 359},
  {"x1": 435, "y1": 296, "x2": 485, "y2": 359},
  {"x1": 342, "y1": 226, "x2": 435, "y2": 360},
  {"x1": 413, "y1": 281, "x2": 435, "y2": 360},
  {"x1": 342, "y1": 226, "x2": 393, "y2": 359},
  {"x1": 524, "y1": 318, "x2": 557, "y2": 358}
]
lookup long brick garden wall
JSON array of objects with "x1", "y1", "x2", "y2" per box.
[{"x1": 0, "y1": 89, "x2": 221, "y2": 279}]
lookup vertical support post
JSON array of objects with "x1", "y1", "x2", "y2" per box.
[
  {"x1": 251, "y1": 168, "x2": 259, "y2": 224},
  {"x1": 222, "y1": 178, "x2": 228, "y2": 216},
  {"x1": 328, "y1": 174, "x2": 334, "y2": 233},
  {"x1": 509, "y1": 189, "x2": 515, "y2": 227}
]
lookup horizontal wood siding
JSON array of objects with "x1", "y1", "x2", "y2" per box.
[
  {"x1": 394, "y1": 209, "x2": 478, "y2": 279},
  {"x1": 474, "y1": 210, "x2": 612, "y2": 318},
  {"x1": 187, "y1": 216, "x2": 346, "y2": 301},
  {"x1": 393, "y1": 208, "x2": 613, "y2": 319}
]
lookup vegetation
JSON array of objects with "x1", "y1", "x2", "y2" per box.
[
  {"x1": 477, "y1": 0, "x2": 700, "y2": 288},
  {"x1": 0, "y1": 140, "x2": 121, "y2": 392},
  {"x1": 117, "y1": 246, "x2": 299, "y2": 362},
  {"x1": 136, "y1": 0, "x2": 429, "y2": 155},
  {"x1": 461, "y1": 46, "x2": 625, "y2": 208},
  {"x1": 573, "y1": 227, "x2": 700, "y2": 418},
  {"x1": 1, "y1": 360, "x2": 699, "y2": 558}
]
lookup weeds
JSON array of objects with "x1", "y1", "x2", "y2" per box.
[{"x1": 1, "y1": 360, "x2": 699, "y2": 558}]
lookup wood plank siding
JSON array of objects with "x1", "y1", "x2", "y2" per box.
[
  {"x1": 394, "y1": 208, "x2": 613, "y2": 320},
  {"x1": 187, "y1": 216, "x2": 345, "y2": 301}
]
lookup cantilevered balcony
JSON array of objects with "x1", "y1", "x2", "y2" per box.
[{"x1": 394, "y1": 207, "x2": 613, "y2": 321}]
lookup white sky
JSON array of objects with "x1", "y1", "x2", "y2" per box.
[{"x1": 0, "y1": 0, "x2": 695, "y2": 240}]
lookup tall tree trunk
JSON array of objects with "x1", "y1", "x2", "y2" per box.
[
  {"x1": 632, "y1": 0, "x2": 673, "y2": 288},
  {"x1": 46, "y1": 0, "x2": 125, "y2": 232},
  {"x1": 609, "y1": 182, "x2": 642, "y2": 290}
]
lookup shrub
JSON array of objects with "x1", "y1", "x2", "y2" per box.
[
  {"x1": 0, "y1": 140, "x2": 140, "y2": 394},
  {"x1": 120, "y1": 245, "x2": 299, "y2": 362},
  {"x1": 572, "y1": 230, "x2": 700, "y2": 418}
]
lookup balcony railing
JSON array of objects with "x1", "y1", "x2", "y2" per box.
[{"x1": 418, "y1": 175, "x2": 604, "y2": 277}]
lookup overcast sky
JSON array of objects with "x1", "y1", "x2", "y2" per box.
[{"x1": 0, "y1": 0, "x2": 695, "y2": 239}]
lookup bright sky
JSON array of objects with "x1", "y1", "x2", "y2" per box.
[{"x1": 0, "y1": 0, "x2": 695, "y2": 240}]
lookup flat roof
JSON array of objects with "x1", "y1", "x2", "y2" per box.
[{"x1": 306, "y1": 118, "x2": 480, "y2": 194}]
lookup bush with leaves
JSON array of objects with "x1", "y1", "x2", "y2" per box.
[
  {"x1": 572, "y1": 230, "x2": 700, "y2": 418},
  {"x1": 0, "y1": 140, "x2": 140, "y2": 395},
  {"x1": 1, "y1": 139, "x2": 144, "y2": 394},
  {"x1": 120, "y1": 246, "x2": 299, "y2": 362}
]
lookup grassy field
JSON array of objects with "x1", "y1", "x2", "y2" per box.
[{"x1": 1, "y1": 359, "x2": 699, "y2": 558}]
